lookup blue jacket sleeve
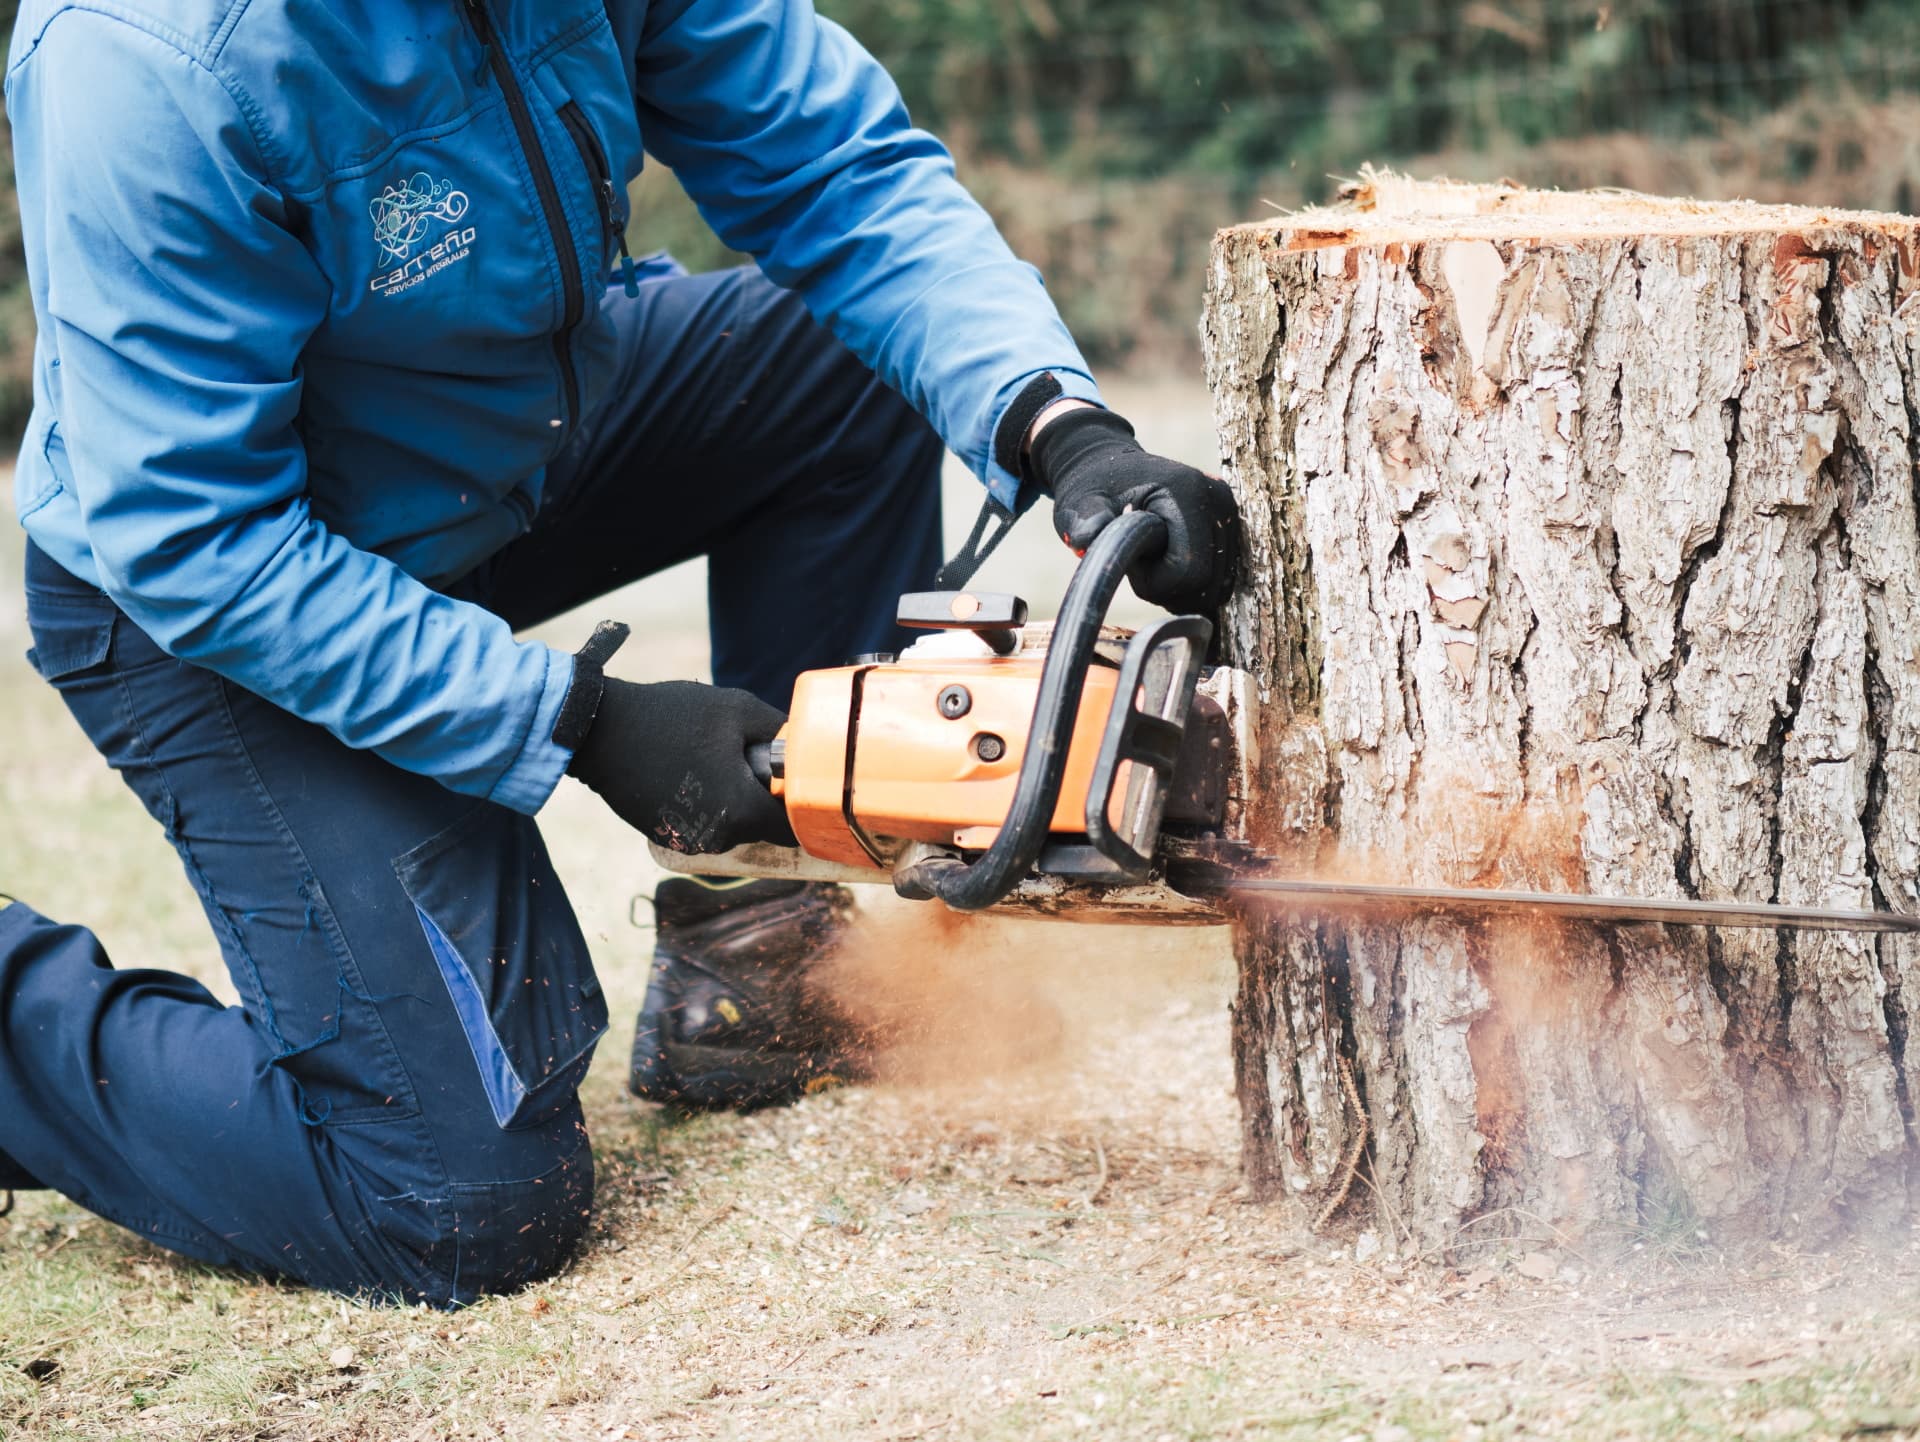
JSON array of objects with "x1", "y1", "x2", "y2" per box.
[
  {"x1": 8, "y1": 15, "x2": 574, "y2": 813},
  {"x1": 627, "y1": 0, "x2": 1104, "y2": 510}
]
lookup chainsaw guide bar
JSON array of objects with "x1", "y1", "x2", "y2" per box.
[{"x1": 1214, "y1": 877, "x2": 1920, "y2": 934}]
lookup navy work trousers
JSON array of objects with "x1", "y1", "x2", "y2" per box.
[{"x1": 0, "y1": 267, "x2": 944, "y2": 1304}]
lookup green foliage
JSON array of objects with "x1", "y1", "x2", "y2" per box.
[
  {"x1": 817, "y1": 0, "x2": 1912, "y2": 180},
  {"x1": 0, "y1": 0, "x2": 24, "y2": 441},
  {"x1": 0, "y1": 134, "x2": 28, "y2": 442}
]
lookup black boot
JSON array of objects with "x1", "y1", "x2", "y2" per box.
[{"x1": 630, "y1": 878, "x2": 874, "y2": 1110}]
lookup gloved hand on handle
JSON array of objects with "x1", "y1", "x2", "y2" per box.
[
  {"x1": 1027, "y1": 403, "x2": 1241, "y2": 615},
  {"x1": 569, "y1": 676, "x2": 795, "y2": 854}
]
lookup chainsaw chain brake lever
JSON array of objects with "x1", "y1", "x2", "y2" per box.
[{"x1": 893, "y1": 509, "x2": 1176, "y2": 912}]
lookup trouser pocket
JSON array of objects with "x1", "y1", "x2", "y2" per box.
[
  {"x1": 429, "y1": 1126, "x2": 596, "y2": 1304},
  {"x1": 393, "y1": 806, "x2": 607, "y2": 1131}
]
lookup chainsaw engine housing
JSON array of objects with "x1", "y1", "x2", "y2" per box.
[{"x1": 654, "y1": 512, "x2": 1245, "y2": 921}]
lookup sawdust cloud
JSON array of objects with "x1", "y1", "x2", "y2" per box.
[
  {"x1": 1289, "y1": 783, "x2": 1590, "y2": 894},
  {"x1": 810, "y1": 786, "x2": 1591, "y2": 1121},
  {"x1": 815, "y1": 894, "x2": 1232, "y2": 1110}
]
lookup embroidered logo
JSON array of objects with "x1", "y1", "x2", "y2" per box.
[
  {"x1": 368, "y1": 171, "x2": 477, "y2": 299},
  {"x1": 369, "y1": 172, "x2": 469, "y2": 262}
]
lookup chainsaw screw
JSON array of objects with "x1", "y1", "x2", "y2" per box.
[
  {"x1": 973, "y1": 732, "x2": 1006, "y2": 763},
  {"x1": 937, "y1": 684, "x2": 972, "y2": 719}
]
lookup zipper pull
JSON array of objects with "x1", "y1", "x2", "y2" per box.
[{"x1": 607, "y1": 180, "x2": 639, "y2": 297}]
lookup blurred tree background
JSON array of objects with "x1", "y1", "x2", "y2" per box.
[
  {"x1": 1, "y1": 0, "x2": 1916, "y2": 439},
  {"x1": 0, "y1": 0, "x2": 26, "y2": 446},
  {"x1": 638, "y1": 0, "x2": 1920, "y2": 371}
]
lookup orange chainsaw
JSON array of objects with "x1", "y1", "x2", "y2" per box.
[{"x1": 652, "y1": 511, "x2": 1920, "y2": 936}]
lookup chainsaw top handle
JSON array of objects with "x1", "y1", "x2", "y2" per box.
[{"x1": 893, "y1": 508, "x2": 1170, "y2": 912}]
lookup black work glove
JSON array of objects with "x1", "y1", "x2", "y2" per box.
[
  {"x1": 568, "y1": 678, "x2": 796, "y2": 854},
  {"x1": 1029, "y1": 406, "x2": 1241, "y2": 614}
]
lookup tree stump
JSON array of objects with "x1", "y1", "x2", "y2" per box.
[{"x1": 1203, "y1": 175, "x2": 1920, "y2": 1250}]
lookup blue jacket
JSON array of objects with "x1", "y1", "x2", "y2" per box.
[{"x1": 6, "y1": 0, "x2": 1101, "y2": 812}]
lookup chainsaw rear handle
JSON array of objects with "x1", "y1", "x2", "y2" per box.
[{"x1": 893, "y1": 508, "x2": 1170, "y2": 911}]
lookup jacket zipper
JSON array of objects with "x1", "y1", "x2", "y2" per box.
[
  {"x1": 557, "y1": 101, "x2": 640, "y2": 299},
  {"x1": 462, "y1": 0, "x2": 583, "y2": 429}
]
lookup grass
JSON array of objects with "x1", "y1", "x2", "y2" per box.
[{"x1": 6, "y1": 429, "x2": 1920, "y2": 1439}]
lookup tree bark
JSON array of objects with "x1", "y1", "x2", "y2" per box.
[{"x1": 1204, "y1": 176, "x2": 1920, "y2": 1251}]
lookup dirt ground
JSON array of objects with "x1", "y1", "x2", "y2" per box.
[{"x1": 4, "y1": 384, "x2": 1920, "y2": 1440}]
